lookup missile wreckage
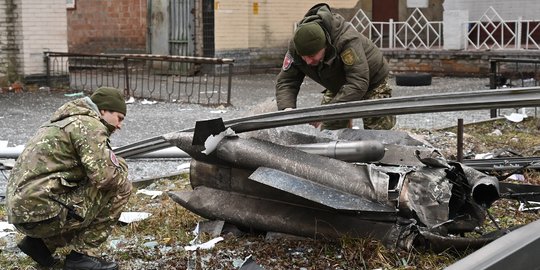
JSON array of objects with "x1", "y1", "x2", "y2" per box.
[
  {"x1": 106, "y1": 89, "x2": 540, "y2": 254},
  {"x1": 164, "y1": 119, "x2": 504, "y2": 252}
]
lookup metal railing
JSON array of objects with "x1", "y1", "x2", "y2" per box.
[
  {"x1": 351, "y1": 7, "x2": 539, "y2": 50},
  {"x1": 114, "y1": 87, "x2": 540, "y2": 158},
  {"x1": 351, "y1": 8, "x2": 443, "y2": 49},
  {"x1": 489, "y1": 57, "x2": 540, "y2": 88},
  {"x1": 488, "y1": 57, "x2": 540, "y2": 117},
  {"x1": 466, "y1": 7, "x2": 540, "y2": 50},
  {"x1": 45, "y1": 52, "x2": 234, "y2": 105}
]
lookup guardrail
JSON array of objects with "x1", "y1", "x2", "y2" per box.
[
  {"x1": 44, "y1": 52, "x2": 234, "y2": 106},
  {"x1": 114, "y1": 87, "x2": 540, "y2": 158}
]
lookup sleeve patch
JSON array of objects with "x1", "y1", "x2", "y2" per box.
[
  {"x1": 341, "y1": 48, "x2": 358, "y2": 66},
  {"x1": 109, "y1": 149, "x2": 120, "y2": 167},
  {"x1": 282, "y1": 53, "x2": 294, "y2": 71}
]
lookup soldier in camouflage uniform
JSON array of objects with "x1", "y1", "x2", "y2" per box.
[
  {"x1": 6, "y1": 87, "x2": 131, "y2": 270},
  {"x1": 276, "y1": 3, "x2": 396, "y2": 130}
]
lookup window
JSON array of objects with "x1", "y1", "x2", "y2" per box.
[{"x1": 66, "y1": 0, "x2": 75, "y2": 9}]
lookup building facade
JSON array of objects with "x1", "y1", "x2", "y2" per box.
[
  {"x1": 0, "y1": 0, "x2": 67, "y2": 83},
  {"x1": 1, "y1": 0, "x2": 539, "y2": 82}
]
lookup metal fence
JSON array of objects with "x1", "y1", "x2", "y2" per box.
[
  {"x1": 351, "y1": 7, "x2": 540, "y2": 50},
  {"x1": 351, "y1": 8, "x2": 443, "y2": 49},
  {"x1": 466, "y1": 7, "x2": 540, "y2": 50},
  {"x1": 489, "y1": 58, "x2": 540, "y2": 88},
  {"x1": 488, "y1": 57, "x2": 540, "y2": 117},
  {"x1": 45, "y1": 52, "x2": 234, "y2": 105}
]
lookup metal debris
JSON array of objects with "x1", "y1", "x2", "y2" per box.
[{"x1": 166, "y1": 122, "x2": 504, "y2": 251}]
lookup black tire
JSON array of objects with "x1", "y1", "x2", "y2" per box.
[{"x1": 395, "y1": 72, "x2": 432, "y2": 86}]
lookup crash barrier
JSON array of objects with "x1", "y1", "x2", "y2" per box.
[
  {"x1": 44, "y1": 52, "x2": 234, "y2": 105},
  {"x1": 489, "y1": 57, "x2": 540, "y2": 117},
  {"x1": 444, "y1": 218, "x2": 540, "y2": 270},
  {"x1": 114, "y1": 87, "x2": 540, "y2": 159}
]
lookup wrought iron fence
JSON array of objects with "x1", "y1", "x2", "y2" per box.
[
  {"x1": 44, "y1": 52, "x2": 234, "y2": 105},
  {"x1": 489, "y1": 57, "x2": 540, "y2": 88},
  {"x1": 488, "y1": 57, "x2": 540, "y2": 117}
]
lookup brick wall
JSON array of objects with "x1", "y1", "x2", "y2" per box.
[
  {"x1": 385, "y1": 50, "x2": 540, "y2": 77},
  {"x1": 67, "y1": 0, "x2": 147, "y2": 54},
  {"x1": 0, "y1": 0, "x2": 23, "y2": 81},
  {"x1": 0, "y1": 1, "x2": 7, "y2": 78}
]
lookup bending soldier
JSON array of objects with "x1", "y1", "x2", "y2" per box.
[{"x1": 276, "y1": 3, "x2": 396, "y2": 130}]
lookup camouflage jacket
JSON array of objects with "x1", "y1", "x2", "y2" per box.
[
  {"x1": 6, "y1": 97, "x2": 128, "y2": 224},
  {"x1": 275, "y1": 3, "x2": 389, "y2": 110}
]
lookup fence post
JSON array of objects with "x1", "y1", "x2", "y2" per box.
[
  {"x1": 489, "y1": 59, "x2": 498, "y2": 118},
  {"x1": 227, "y1": 63, "x2": 233, "y2": 105},
  {"x1": 516, "y1": 17, "x2": 522, "y2": 49},
  {"x1": 389, "y1": 19, "x2": 394, "y2": 49},
  {"x1": 45, "y1": 52, "x2": 51, "y2": 87},
  {"x1": 123, "y1": 57, "x2": 130, "y2": 97},
  {"x1": 457, "y1": 118, "x2": 464, "y2": 162}
]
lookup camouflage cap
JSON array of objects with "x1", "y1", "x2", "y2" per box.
[
  {"x1": 293, "y1": 22, "x2": 326, "y2": 56},
  {"x1": 90, "y1": 87, "x2": 127, "y2": 115}
]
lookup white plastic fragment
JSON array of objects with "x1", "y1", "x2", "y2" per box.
[
  {"x1": 474, "y1": 153, "x2": 494, "y2": 159},
  {"x1": 189, "y1": 222, "x2": 201, "y2": 245},
  {"x1": 202, "y1": 128, "x2": 236, "y2": 155},
  {"x1": 504, "y1": 112, "x2": 527, "y2": 123},
  {"x1": 141, "y1": 99, "x2": 157, "y2": 105},
  {"x1": 518, "y1": 201, "x2": 540, "y2": 212},
  {"x1": 183, "y1": 236, "x2": 224, "y2": 251},
  {"x1": 118, "y1": 212, "x2": 152, "y2": 223},
  {"x1": 0, "y1": 221, "x2": 16, "y2": 238},
  {"x1": 507, "y1": 174, "x2": 525, "y2": 181},
  {"x1": 136, "y1": 189, "x2": 163, "y2": 199},
  {"x1": 125, "y1": 96, "x2": 136, "y2": 104}
]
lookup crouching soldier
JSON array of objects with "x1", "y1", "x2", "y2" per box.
[{"x1": 6, "y1": 87, "x2": 132, "y2": 270}]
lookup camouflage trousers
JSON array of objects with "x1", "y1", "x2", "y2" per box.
[
  {"x1": 320, "y1": 78, "x2": 396, "y2": 130},
  {"x1": 14, "y1": 178, "x2": 132, "y2": 255}
]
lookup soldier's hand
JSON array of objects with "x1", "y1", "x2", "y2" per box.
[{"x1": 309, "y1": 122, "x2": 321, "y2": 128}]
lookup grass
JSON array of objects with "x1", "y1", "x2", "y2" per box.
[{"x1": 1, "y1": 117, "x2": 539, "y2": 269}]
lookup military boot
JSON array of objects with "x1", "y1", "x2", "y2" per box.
[
  {"x1": 17, "y1": 236, "x2": 59, "y2": 267},
  {"x1": 63, "y1": 251, "x2": 118, "y2": 270}
]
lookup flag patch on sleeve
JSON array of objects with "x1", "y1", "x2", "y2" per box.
[
  {"x1": 282, "y1": 53, "x2": 293, "y2": 71},
  {"x1": 109, "y1": 149, "x2": 120, "y2": 167}
]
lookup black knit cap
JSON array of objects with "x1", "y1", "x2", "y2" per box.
[{"x1": 90, "y1": 87, "x2": 127, "y2": 115}]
